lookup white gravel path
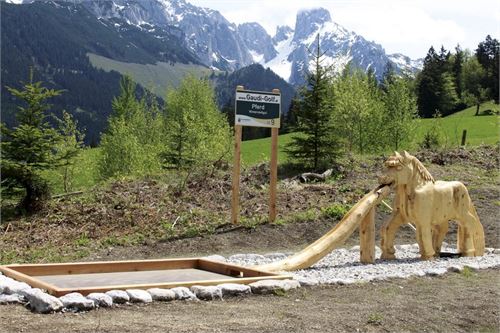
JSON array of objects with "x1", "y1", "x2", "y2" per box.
[{"x1": 225, "y1": 244, "x2": 500, "y2": 285}]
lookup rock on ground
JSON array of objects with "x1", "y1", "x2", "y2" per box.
[
  {"x1": 147, "y1": 288, "x2": 176, "y2": 302},
  {"x1": 126, "y1": 289, "x2": 153, "y2": 303},
  {"x1": 86, "y1": 293, "x2": 113, "y2": 308},
  {"x1": 190, "y1": 286, "x2": 222, "y2": 301},
  {"x1": 23, "y1": 288, "x2": 63, "y2": 313},
  {"x1": 0, "y1": 293, "x2": 25, "y2": 304},
  {"x1": 217, "y1": 283, "x2": 251, "y2": 297},
  {"x1": 249, "y1": 279, "x2": 300, "y2": 295},
  {"x1": 171, "y1": 287, "x2": 197, "y2": 301},
  {"x1": 105, "y1": 290, "x2": 130, "y2": 304},
  {"x1": 0, "y1": 275, "x2": 31, "y2": 295},
  {"x1": 59, "y1": 292, "x2": 95, "y2": 311}
]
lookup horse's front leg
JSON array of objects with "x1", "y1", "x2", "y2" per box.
[
  {"x1": 417, "y1": 221, "x2": 436, "y2": 260},
  {"x1": 380, "y1": 211, "x2": 405, "y2": 260}
]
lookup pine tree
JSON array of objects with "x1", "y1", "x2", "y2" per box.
[
  {"x1": 462, "y1": 57, "x2": 490, "y2": 115},
  {"x1": 453, "y1": 45, "x2": 465, "y2": 99},
  {"x1": 1, "y1": 70, "x2": 64, "y2": 213},
  {"x1": 417, "y1": 46, "x2": 458, "y2": 117},
  {"x1": 285, "y1": 36, "x2": 341, "y2": 170},
  {"x1": 476, "y1": 35, "x2": 499, "y2": 103}
]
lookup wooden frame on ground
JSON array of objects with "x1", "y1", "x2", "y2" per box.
[{"x1": 0, "y1": 258, "x2": 291, "y2": 297}]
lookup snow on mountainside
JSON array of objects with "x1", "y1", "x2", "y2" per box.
[
  {"x1": 7, "y1": 0, "x2": 422, "y2": 84},
  {"x1": 264, "y1": 7, "x2": 421, "y2": 86}
]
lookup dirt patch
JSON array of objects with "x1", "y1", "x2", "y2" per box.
[
  {"x1": 1, "y1": 269, "x2": 498, "y2": 333},
  {"x1": 1, "y1": 145, "x2": 498, "y2": 264}
]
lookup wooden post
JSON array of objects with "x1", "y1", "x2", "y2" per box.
[
  {"x1": 360, "y1": 207, "x2": 375, "y2": 264},
  {"x1": 461, "y1": 129, "x2": 467, "y2": 146},
  {"x1": 231, "y1": 85, "x2": 244, "y2": 224},
  {"x1": 269, "y1": 88, "x2": 280, "y2": 223},
  {"x1": 269, "y1": 127, "x2": 279, "y2": 223}
]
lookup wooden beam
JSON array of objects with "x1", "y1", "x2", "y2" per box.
[{"x1": 360, "y1": 207, "x2": 376, "y2": 264}]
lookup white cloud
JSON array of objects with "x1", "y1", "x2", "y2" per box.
[{"x1": 190, "y1": 0, "x2": 499, "y2": 59}]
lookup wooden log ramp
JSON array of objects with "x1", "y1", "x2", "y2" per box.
[{"x1": 256, "y1": 185, "x2": 391, "y2": 272}]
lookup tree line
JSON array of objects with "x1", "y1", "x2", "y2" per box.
[
  {"x1": 287, "y1": 35, "x2": 499, "y2": 170},
  {"x1": 2, "y1": 35, "x2": 497, "y2": 213}
]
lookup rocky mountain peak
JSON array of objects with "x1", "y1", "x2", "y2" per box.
[
  {"x1": 293, "y1": 7, "x2": 331, "y2": 42},
  {"x1": 272, "y1": 25, "x2": 294, "y2": 45}
]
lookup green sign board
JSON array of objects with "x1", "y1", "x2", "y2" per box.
[{"x1": 235, "y1": 89, "x2": 281, "y2": 128}]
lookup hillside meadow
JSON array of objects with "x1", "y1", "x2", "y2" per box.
[{"x1": 35, "y1": 102, "x2": 499, "y2": 195}]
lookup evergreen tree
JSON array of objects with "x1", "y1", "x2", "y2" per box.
[
  {"x1": 462, "y1": 57, "x2": 490, "y2": 115},
  {"x1": 163, "y1": 75, "x2": 232, "y2": 170},
  {"x1": 417, "y1": 46, "x2": 458, "y2": 117},
  {"x1": 476, "y1": 35, "x2": 499, "y2": 103},
  {"x1": 381, "y1": 61, "x2": 396, "y2": 93},
  {"x1": 1, "y1": 71, "x2": 64, "y2": 213},
  {"x1": 452, "y1": 45, "x2": 465, "y2": 99},
  {"x1": 285, "y1": 36, "x2": 341, "y2": 170}
]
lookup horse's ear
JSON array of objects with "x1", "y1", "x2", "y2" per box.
[
  {"x1": 394, "y1": 151, "x2": 401, "y2": 158},
  {"x1": 402, "y1": 151, "x2": 411, "y2": 160}
]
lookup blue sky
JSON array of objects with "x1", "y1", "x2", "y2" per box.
[{"x1": 190, "y1": 0, "x2": 500, "y2": 59}]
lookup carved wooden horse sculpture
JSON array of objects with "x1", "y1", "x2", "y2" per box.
[{"x1": 378, "y1": 151, "x2": 484, "y2": 260}]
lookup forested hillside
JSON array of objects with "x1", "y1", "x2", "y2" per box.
[{"x1": 1, "y1": 1, "x2": 199, "y2": 144}]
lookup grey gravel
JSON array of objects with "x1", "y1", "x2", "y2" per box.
[
  {"x1": 227, "y1": 245, "x2": 500, "y2": 285},
  {"x1": 105, "y1": 290, "x2": 129, "y2": 304},
  {"x1": 59, "y1": 292, "x2": 95, "y2": 311},
  {"x1": 202, "y1": 255, "x2": 226, "y2": 262},
  {"x1": 87, "y1": 293, "x2": 113, "y2": 308}
]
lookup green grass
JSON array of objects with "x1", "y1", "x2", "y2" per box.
[
  {"x1": 416, "y1": 102, "x2": 499, "y2": 147},
  {"x1": 241, "y1": 102, "x2": 499, "y2": 165},
  {"x1": 32, "y1": 102, "x2": 498, "y2": 194},
  {"x1": 240, "y1": 132, "x2": 294, "y2": 166},
  {"x1": 88, "y1": 53, "x2": 214, "y2": 97}
]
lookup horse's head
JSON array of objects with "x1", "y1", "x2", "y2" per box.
[
  {"x1": 378, "y1": 151, "x2": 413, "y2": 186},
  {"x1": 379, "y1": 151, "x2": 434, "y2": 187}
]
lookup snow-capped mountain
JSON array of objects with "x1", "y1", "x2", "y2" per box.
[
  {"x1": 263, "y1": 8, "x2": 423, "y2": 86},
  {"x1": 6, "y1": 0, "x2": 422, "y2": 84},
  {"x1": 76, "y1": 0, "x2": 421, "y2": 82},
  {"x1": 79, "y1": 0, "x2": 253, "y2": 71}
]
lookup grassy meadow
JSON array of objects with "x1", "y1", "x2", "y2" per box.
[{"x1": 40, "y1": 102, "x2": 498, "y2": 196}]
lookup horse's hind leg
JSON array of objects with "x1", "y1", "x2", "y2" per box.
[
  {"x1": 380, "y1": 212, "x2": 405, "y2": 260},
  {"x1": 459, "y1": 210, "x2": 485, "y2": 256},
  {"x1": 432, "y1": 221, "x2": 448, "y2": 255}
]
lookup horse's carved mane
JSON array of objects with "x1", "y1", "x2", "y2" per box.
[{"x1": 409, "y1": 156, "x2": 434, "y2": 184}]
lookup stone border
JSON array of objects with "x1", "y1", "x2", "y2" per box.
[
  {"x1": 0, "y1": 270, "x2": 300, "y2": 313},
  {"x1": 1, "y1": 246, "x2": 499, "y2": 314}
]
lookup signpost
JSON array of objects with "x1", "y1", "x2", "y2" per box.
[{"x1": 232, "y1": 86, "x2": 281, "y2": 224}]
